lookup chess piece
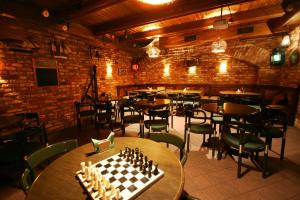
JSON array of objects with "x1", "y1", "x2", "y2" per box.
[
  {"x1": 119, "y1": 149, "x2": 123, "y2": 157},
  {"x1": 148, "y1": 160, "x2": 153, "y2": 170},
  {"x1": 148, "y1": 168, "x2": 152, "y2": 178},
  {"x1": 139, "y1": 161, "x2": 143, "y2": 171},
  {"x1": 115, "y1": 188, "x2": 120, "y2": 200},
  {"x1": 144, "y1": 156, "x2": 148, "y2": 164},
  {"x1": 142, "y1": 165, "x2": 147, "y2": 174},
  {"x1": 80, "y1": 162, "x2": 85, "y2": 174},
  {"x1": 153, "y1": 163, "x2": 159, "y2": 175},
  {"x1": 133, "y1": 159, "x2": 138, "y2": 168}
]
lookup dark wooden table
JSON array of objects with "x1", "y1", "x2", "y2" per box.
[
  {"x1": 202, "y1": 102, "x2": 259, "y2": 118},
  {"x1": 26, "y1": 137, "x2": 184, "y2": 200},
  {"x1": 219, "y1": 90, "x2": 261, "y2": 97},
  {"x1": 0, "y1": 115, "x2": 23, "y2": 139},
  {"x1": 135, "y1": 98, "x2": 171, "y2": 110}
]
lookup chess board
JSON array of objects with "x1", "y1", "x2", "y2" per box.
[{"x1": 76, "y1": 153, "x2": 164, "y2": 200}]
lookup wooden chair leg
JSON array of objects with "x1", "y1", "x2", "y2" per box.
[
  {"x1": 280, "y1": 135, "x2": 286, "y2": 160},
  {"x1": 187, "y1": 130, "x2": 191, "y2": 153},
  {"x1": 263, "y1": 145, "x2": 269, "y2": 178}
]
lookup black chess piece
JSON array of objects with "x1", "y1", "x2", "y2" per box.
[
  {"x1": 153, "y1": 163, "x2": 159, "y2": 175},
  {"x1": 148, "y1": 160, "x2": 153, "y2": 169},
  {"x1": 148, "y1": 168, "x2": 152, "y2": 178},
  {"x1": 133, "y1": 159, "x2": 138, "y2": 168},
  {"x1": 142, "y1": 165, "x2": 147, "y2": 174},
  {"x1": 119, "y1": 149, "x2": 123, "y2": 157},
  {"x1": 144, "y1": 156, "x2": 148, "y2": 163},
  {"x1": 139, "y1": 162, "x2": 143, "y2": 171}
]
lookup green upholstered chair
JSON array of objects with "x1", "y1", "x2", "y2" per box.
[
  {"x1": 74, "y1": 101, "x2": 94, "y2": 130},
  {"x1": 222, "y1": 131, "x2": 268, "y2": 178},
  {"x1": 184, "y1": 106, "x2": 215, "y2": 152},
  {"x1": 20, "y1": 139, "x2": 78, "y2": 194},
  {"x1": 95, "y1": 102, "x2": 114, "y2": 136},
  {"x1": 118, "y1": 99, "x2": 144, "y2": 137},
  {"x1": 149, "y1": 133, "x2": 187, "y2": 166},
  {"x1": 144, "y1": 106, "x2": 170, "y2": 136}
]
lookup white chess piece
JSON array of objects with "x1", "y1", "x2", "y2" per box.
[
  {"x1": 115, "y1": 188, "x2": 120, "y2": 200},
  {"x1": 80, "y1": 162, "x2": 85, "y2": 173}
]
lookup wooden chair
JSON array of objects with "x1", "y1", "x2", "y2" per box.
[
  {"x1": 74, "y1": 101, "x2": 94, "y2": 129},
  {"x1": 144, "y1": 106, "x2": 170, "y2": 136},
  {"x1": 20, "y1": 139, "x2": 78, "y2": 194},
  {"x1": 94, "y1": 102, "x2": 113, "y2": 136}
]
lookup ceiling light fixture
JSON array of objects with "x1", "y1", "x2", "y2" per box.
[
  {"x1": 211, "y1": 38, "x2": 227, "y2": 53},
  {"x1": 146, "y1": 37, "x2": 160, "y2": 58},
  {"x1": 281, "y1": 33, "x2": 291, "y2": 47},
  {"x1": 138, "y1": 0, "x2": 174, "y2": 5}
]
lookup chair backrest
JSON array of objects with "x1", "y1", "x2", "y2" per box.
[
  {"x1": 74, "y1": 101, "x2": 94, "y2": 116},
  {"x1": 95, "y1": 102, "x2": 113, "y2": 122},
  {"x1": 149, "y1": 133, "x2": 187, "y2": 166},
  {"x1": 25, "y1": 139, "x2": 78, "y2": 179},
  {"x1": 21, "y1": 139, "x2": 78, "y2": 194},
  {"x1": 148, "y1": 107, "x2": 170, "y2": 121},
  {"x1": 184, "y1": 107, "x2": 208, "y2": 125}
]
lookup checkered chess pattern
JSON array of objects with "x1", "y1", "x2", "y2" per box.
[{"x1": 76, "y1": 153, "x2": 164, "y2": 200}]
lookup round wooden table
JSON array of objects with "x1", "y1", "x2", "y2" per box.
[
  {"x1": 26, "y1": 137, "x2": 184, "y2": 200},
  {"x1": 135, "y1": 98, "x2": 171, "y2": 110},
  {"x1": 202, "y1": 102, "x2": 259, "y2": 118},
  {"x1": 219, "y1": 90, "x2": 261, "y2": 97}
]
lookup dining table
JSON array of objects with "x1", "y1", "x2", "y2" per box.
[
  {"x1": 219, "y1": 90, "x2": 262, "y2": 97},
  {"x1": 0, "y1": 115, "x2": 23, "y2": 139},
  {"x1": 26, "y1": 137, "x2": 184, "y2": 200}
]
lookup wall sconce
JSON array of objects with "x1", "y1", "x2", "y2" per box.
[
  {"x1": 163, "y1": 63, "x2": 170, "y2": 77},
  {"x1": 41, "y1": 9, "x2": 49, "y2": 18},
  {"x1": 281, "y1": 34, "x2": 291, "y2": 47},
  {"x1": 219, "y1": 61, "x2": 227, "y2": 73},
  {"x1": 188, "y1": 66, "x2": 196, "y2": 75},
  {"x1": 106, "y1": 61, "x2": 112, "y2": 78}
]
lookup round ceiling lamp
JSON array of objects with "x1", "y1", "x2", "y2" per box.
[
  {"x1": 211, "y1": 38, "x2": 227, "y2": 53},
  {"x1": 138, "y1": 0, "x2": 174, "y2": 5}
]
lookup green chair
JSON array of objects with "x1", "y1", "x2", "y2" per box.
[
  {"x1": 20, "y1": 139, "x2": 78, "y2": 194},
  {"x1": 118, "y1": 99, "x2": 144, "y2": 137},
  {"x1": 184, "y1": 107, "x2": 215, "y2": 152},
  {"x1": 222, "y1": 131, "x2": 268, "y2": 178},
  {"x1": 149, "y1": 133, "x2": 187, "y2": 166},
  {"x1": 144, "y1": 106, "x2": 170, "y2": 136}
]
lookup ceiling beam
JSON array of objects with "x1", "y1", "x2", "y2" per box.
[
  {"x1": 127, "y1": 4, "x2": 284, "y2": 41},
  {"x1": 71, "y1": 0, "x2": 128, "y2": 19},
  {"x1": 159, "y1": 22, "x2": 272, "y2": 48},
  {"x1": 268, "y1": 1, "x2": 300, "y2": 32},
  {"x1": 93, "y1": 0, "x2": 253, "y2": 35}
]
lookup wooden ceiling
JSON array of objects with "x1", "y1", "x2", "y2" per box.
[{"x1": 1, "y1": 0, "x2": 300, "y2": 53}]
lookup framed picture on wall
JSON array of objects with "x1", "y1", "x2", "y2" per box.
[
  {"x1": 118, "y1": 68, "x2": 127, "y2": 76},
  {"x1": 33, "y1": 59, "x2": 59, "y2": 86}
]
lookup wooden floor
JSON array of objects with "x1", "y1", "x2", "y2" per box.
[{"x1": 1, "y1": 116, "x2": 300, "y2": 200}]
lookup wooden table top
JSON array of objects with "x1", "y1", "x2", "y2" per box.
[
  {"x1": 136, "y1": 98, "x2": 171, "y2": 109},
  {"x1": 219, "y1": 90, "x2": 261, "y2": 96},
  {"x1": 202, "y1": 103, "x2": 259, "y2": 117},
  {"x1": 0, "y1": 115, "x2": 23, "y2": 138},
  {"x1": 165, "y1": 89, "x2": 203, "y2": 95},
  {"x1": 134, "y1": 89, "x2": 163, "y2": 93},
  {"x1": 26, "y1": 137, "x2": 184, "y2": 200}
]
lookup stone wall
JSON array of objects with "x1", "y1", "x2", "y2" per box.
[{"x1": 0, "y1": 27, "x2": 135, "y2": 131}]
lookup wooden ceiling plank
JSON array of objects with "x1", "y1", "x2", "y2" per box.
[
  {"x1": 71, "y1": 0, "x2": 128, "y2": 19},
  {"x1": 93, "y1": 0, "x2": 253, "y2": 35},
  {"x1": 160, "y1": 22, "x2": 272, "y2": 48},
  {"x1": 128, "y1": 4, "x2": 284, "y2": 40},
  {"x1": 268, "y1": 2, "x2": 300, "y2": 32}
]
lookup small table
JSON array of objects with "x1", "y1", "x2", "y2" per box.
[
  {"x1": 26, "y1": 137, "x2": 184, "y2": 200},
  {"x1": 219, "y1": 90, "x2": 261, "y2": 97},
  {"x1": 135, "y1": 99, "x2": 171, "y2": 110},
  {"x1": 0, "y1": 115, "x2": 23, "y2": 139},
  {"x1": 134, "y1": 89, "x2": 163, "y2": 93},
  {"x1": 165, "y1": 89, "x2": 204, "y2": 96}
]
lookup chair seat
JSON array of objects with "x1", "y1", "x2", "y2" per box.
[
  {"x1": 239, "y1": 123, "x2": 262, "y2": 133},
  {"x1": 144, "y1": 120, "x2": 168, "y2": 130},
  {"x1": 223, "y1": 133, "x2": 265, "y2": 152},
  {"x1": 123, "y1": 115, "x2": 141, "y2": 123},
  {"x1": 187, "y1": 123, "x2": 214, "y2": 134},
  {"x1": 79, "y1": 110, "x2": 94, "y2": 116}
]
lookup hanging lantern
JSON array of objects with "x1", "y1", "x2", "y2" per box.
[
  {"x1": 211, "y1": 38, "x2": 227, "y2": 53},
  {"x1": 146, "y1": 46, "x2": 160, "y2": 58}
]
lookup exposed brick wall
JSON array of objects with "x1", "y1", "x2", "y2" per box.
[{"x1": 0, "y1": 27, "x2": 135, "y2": 131}]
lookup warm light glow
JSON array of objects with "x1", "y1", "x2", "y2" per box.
[
  {"x1": 281, "y1": 34, "x2": 291, "y2": 47},
  {"x1": 106, "y1": 61, "x2": 112, "y2": 78},
  {"x1": 188, "y1": 66, "x2": 196, "y2": 75},
  {"x1": 204, "y1": 8, "x2": 233, "y2": 19},
  {"x1": 138, "y1": 0, "x2": 174, "y2": 5},
  {"x1": 41, "y1": 9, "x2": 49, "y2": 18},
  {"x1": 62, "y1": 24, "x2": 68, "y2": 31},
  {"x1": 143, "y1": 25, "x2": 161, "y2": 31},
  {"x1": 163, "y1": 64, "x2": 170, "y2": 77},
  {"x1": 212, "y1": 39, "x2": 227, "y2": 53},
  {"x1": 219, "y1": 62, "x2": 227, "y2": 73},
  {"x1": 146, "y1": 37, "x2": 160, "y2": 58}
]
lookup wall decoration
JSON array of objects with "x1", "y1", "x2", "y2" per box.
[
  {"x1": 270, "y1": 47, "x2": 285, "y2": 66},
  {"x1": 50, "y1": 39, "x2": 70, "y2": 59},
  {"x1": 118, "y1": 68, "x2": 127, "y2": 76},
  {"x1": 33, "y1": 59, "x2": 58, "y2": 86},
  {"x1": 289, "y1": 50, "x2": 299, "y2": 65}
]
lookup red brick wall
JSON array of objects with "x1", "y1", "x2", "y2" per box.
[{"x1": 0, "y1": 28, "x2": 135, "y2": 131}]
